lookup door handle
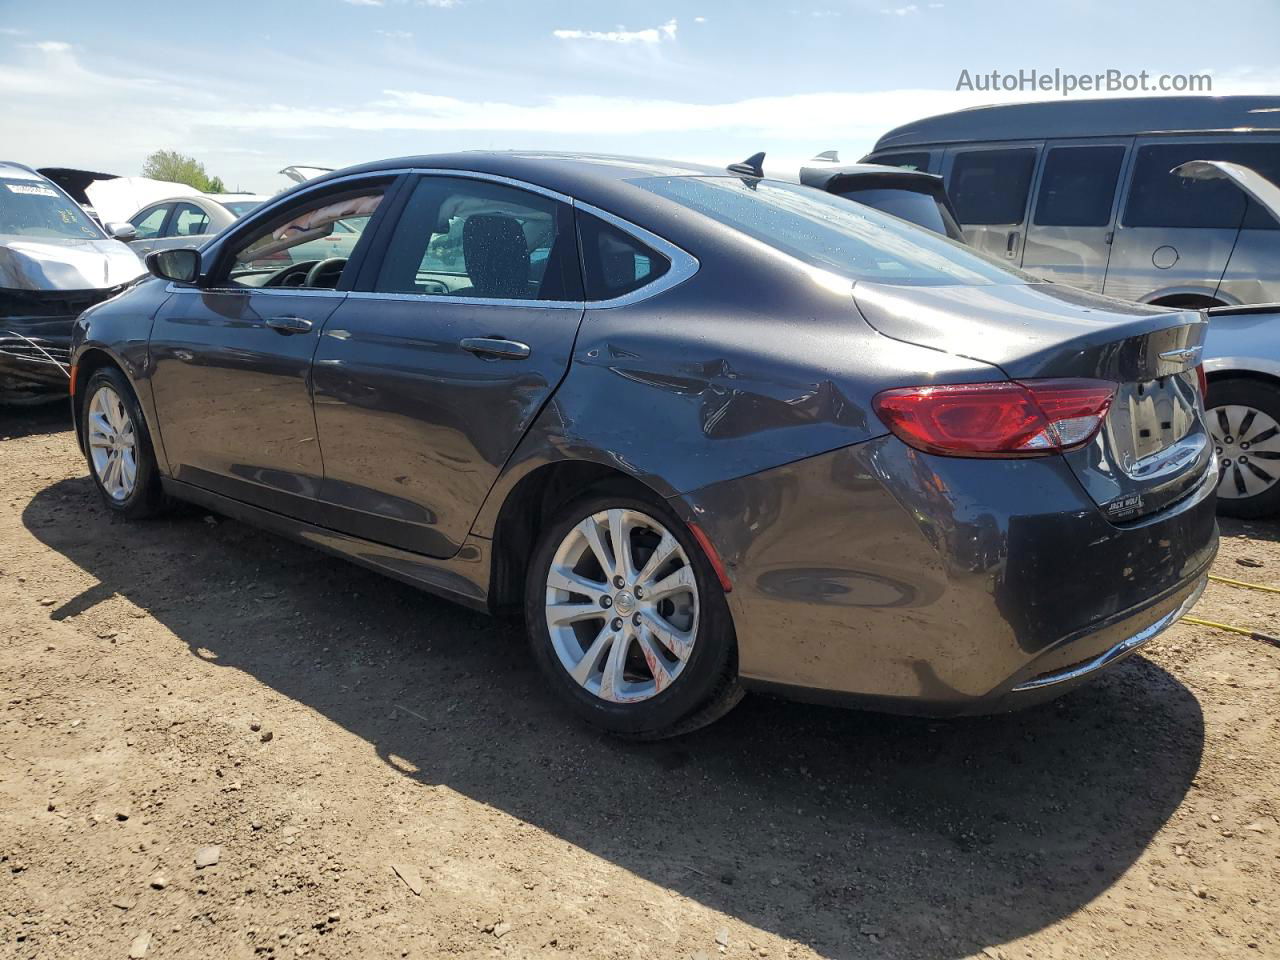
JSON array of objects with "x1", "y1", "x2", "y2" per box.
[
  {"x1": 459, "y1": 337, "x2": 531, "y2": 360},
  {"x1": 1005, "y1": 230, "x2": 1020, "y2": 258},
  {"x1": 264, "y1": 316, "x2": 313, "y2": 335}
]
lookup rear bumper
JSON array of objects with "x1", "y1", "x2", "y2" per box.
[{"x1": 673, "y1": 434, "x2": 1218, "y2": 716}]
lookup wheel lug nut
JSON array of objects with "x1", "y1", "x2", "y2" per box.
[
  {"x1": 600, "y1": 596, "x2": 612, "y2": 608},
  {"x1": 632, "y1": 613, "x2": 641, "y2": 626},
  {"x1": 634, "y1": 586, "x2": 644, "y2": 599},
  {"x1": 611, "y1": 618, "x2": 622, "y2": 631},
  {"x1": 613, "y1": 576, "x2": 625, "y2": 589}
]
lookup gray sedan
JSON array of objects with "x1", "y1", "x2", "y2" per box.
[{"x1": 70, "y1": 152, "x2": 1217, "y2": 737}]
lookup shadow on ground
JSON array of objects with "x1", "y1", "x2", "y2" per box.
[
  {"x1": 25, "y1": 476, "x2": 1206, "y2": 959},
  {"x1": 0, "y1": 401, "x2": 72, "y2": 441}
]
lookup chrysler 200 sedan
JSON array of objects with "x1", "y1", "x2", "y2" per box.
[{"x1": 70, "y1": 152, "x2": 1219, "y2": 738}]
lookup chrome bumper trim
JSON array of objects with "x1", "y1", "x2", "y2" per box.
[{"x1": 1011, "y1": 575, "x2": 1208, "y2": 692}]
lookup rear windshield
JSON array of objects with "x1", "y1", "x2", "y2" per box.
[
  {"x1": 635, "y1": 176, "x2": 1025, "y2": 286},
  {"x1": 0, "y1": 177, "x2": 104, "y2": 240},
  {"x1": 222, "y1": 200, "x2": 263, "y2": 217}
]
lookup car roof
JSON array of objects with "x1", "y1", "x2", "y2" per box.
[
  {"x1": 207, "y1": 193, "x2": 270, "y2": 203},
  {"x1": 872, "y1": 95, "x2": 1280, "y2": 151},
  {"x1": 0, "y1": 161, "x2": 48, "y2": 181},
  {"x1": 305, "y1": 151, "x2": 723, "y2": 206}
]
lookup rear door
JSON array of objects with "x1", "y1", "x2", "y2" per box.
[
  {"x1": 942, "y1": 142, "x2": 1041, "y2": 262},
  {"x1": 1105, "y1": 139, "x2": 1251, "y2": 303},
  {"x1": 1021, "y1": 140, "x2": 1130, "y2": 293},
  {"x1": 310, "y1": 172, "x2": 585, "y2": 558}
]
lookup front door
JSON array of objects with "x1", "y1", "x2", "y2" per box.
[
  {"x1": 1021, "y1": 140, "x2": 1130, "y2": 294},
  {"x1": 943, "y1": 142, "x2": 1042, "y2": 263},
  {"x1": 148, "y1": 182, "x2": 390, "y2": 520},
  {"x1": 311, "y1": 173, "x2": 586, "y2": 557}
]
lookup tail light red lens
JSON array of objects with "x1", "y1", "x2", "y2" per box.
[{"x1": 873, "y1": 379, "x2": 1117, "y2": 458}]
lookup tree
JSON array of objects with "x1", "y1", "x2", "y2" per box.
[{"x1": 141, "y1": 151, "x2": 226, "y2": 193}]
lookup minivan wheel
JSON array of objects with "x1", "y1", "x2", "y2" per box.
[
  {"x1": 81, "y1": 366, "x2": 165, "y2": 519},
  {"x1": 524, "y1": 493, "x2": 742, "y2": 739},
  {"x1": 1207, "y1": 377, "x2": 1280, "y2": 519}
]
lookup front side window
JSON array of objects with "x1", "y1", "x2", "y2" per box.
[
  {"x1": 224, "y1": 189, "x2": 384, "y2": 288},
  {"x1": 948, "y1": 148, "x2": 1037, "y2": 226},
  {"x1": 578, "y1": 213, "x2": 668, "y2": 300},
  {"x1": 1034, "y1": 146, "x2": 1126, "y2": 228},
  {"x1": 1123, "y1": 141, "x2": 1280, "y2": 231},
  {"x1": 0, "y1": 177, "x2": 104, "y2": 239},
  {"x1": 372, "y1": 176, "x2": 580, "y2": 300},
  {"x1": 636, "y1": 176, "x2": 1028, "y2": 286},
  {"x1": 170, "y1": 202, "x2": 211, "y2": 237},
  {"x1": 130, "y1": 204, "x2": 170, "y2": 239}
]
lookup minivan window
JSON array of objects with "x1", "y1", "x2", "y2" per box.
[
  {"x1": 636, "y1": 176, "x2": 1028, "y2": 286},
  {"x1": 949, "y1": 148, "x2": 1037, "y2": 225},
  {"x1": 1034, "y1": 146, "x2": 1126, "y2": 227},
  {"x1": 1123, "y1": 142, "x2": 1280, "y2": 231},
  {"x1": 372, "y1": 177, "x2": 582, "y2": 300},
  {"x1": 578, "y1": 213, "x2": 669, "y2": 300}
]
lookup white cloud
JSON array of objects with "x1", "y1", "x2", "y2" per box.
[
  {"x1": 343, "y1": 0, "x2": 384, "y2": 6},
  {"x1": 693, "y1": 16, "x2": 707, "y2": 23},
  {"x1": 418, "y1": 0, "x2": 462, "y2": 6},
  {"x1": 376, "y1": 29, "x2": 414, "y2": 39},
  {"x1": 553, "y1": 19, "x2": 678, "y2": 44},
  {"x1": 0, "y1": 28, "x2": 27, "y2": 36},
  {"x1": 25, "y1": 40, "x2": 72, "y2": 53},
  {"x1": 880, "y1": 4, "x2": 918, "y2": 14}
]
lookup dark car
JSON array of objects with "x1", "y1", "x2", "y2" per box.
[{"x1": 70, "y1": 152, "x2": 1219, "y2": 738}]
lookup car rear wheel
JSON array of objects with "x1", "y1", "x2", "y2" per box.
[
  {"x1": 82, "y1": 366, "x2": 165, "y2": 519},
  {"x1": 524, "y1": 493, "x2": 742, "y2": 739},
  {"x1": 1207, "y1": 377, "x2": 1280, "y2": 519}
]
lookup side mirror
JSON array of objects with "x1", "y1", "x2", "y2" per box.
[
  {"x1": 105, "y1": 222, "x2": 138, "y2": 241},
  {"x1": 145, "y1": 248, "x2": 201, "y2": 285}
]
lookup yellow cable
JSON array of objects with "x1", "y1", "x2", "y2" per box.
[
  {"x1": 1208, "y1": 574, "x2": 1280, "y2": 595},
  {"x1": 1183, "y1": 615, "x2": 1280, "y2": 648}
]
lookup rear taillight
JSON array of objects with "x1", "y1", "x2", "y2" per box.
[{"x1": 873, "y1": 379, "x2": 1117, "y2": 458}]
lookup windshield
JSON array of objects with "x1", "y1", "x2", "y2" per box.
[
  {"x1": 222, "y1": 200, "x2": 263, "y2": 218},
  {"x1": 0, "y1": 177, "x2": 104, "y2": 240},
  {"x1": 636, "y1": 176, "x2": 1027, "y2": 286}
]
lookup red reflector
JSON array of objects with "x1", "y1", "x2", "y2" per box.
[
  {"x1": 1195, "y1": 364, "x2": 1208, "y2": 405},
  {"x1": 68, "y1": 363, "x2": 77, "y2": 396},
  {"x1": 687, "y1": 522, "x2": 732, "y2": 594},
  {"x1": 873, "y1": 379, "x2": 1117, "y2": 458}
]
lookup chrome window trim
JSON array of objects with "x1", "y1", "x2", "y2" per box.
[
  {"x1": 407, "y1": 167, "x2": 576, "y2": 205},
  {"x1": 166, "y1": 283, "x2": 347, "y2": 300},
  {"x1": 346, "y1": 291, "x2": 582, "y2": 310},
  {"x1": 572, "y1": 199, "x2": 700, "y2": 308}
]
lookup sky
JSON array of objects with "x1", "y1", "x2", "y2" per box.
[{"x1": 1, "y1": 0, "x2": 1278, "y2": 195}]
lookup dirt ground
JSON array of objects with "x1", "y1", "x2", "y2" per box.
[{"x1": 1, "y1": 405, "x2": 1277, "y2": 960}]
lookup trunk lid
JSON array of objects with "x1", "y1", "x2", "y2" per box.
[{"x1": 855, "y1": 280, "x2": 1214, "y2": 521}]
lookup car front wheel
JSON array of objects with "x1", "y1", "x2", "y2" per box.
[
  {"x1": 81, "y1": 366, "x2": 165, "y2": 519},
  {"x1": 525, "y1": 493, "x2": 742, "y2": 739}
]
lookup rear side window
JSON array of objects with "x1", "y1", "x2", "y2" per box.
[
  {"x1": 867, "y1": 152, "x2": 932, "y2": 172},
  {"x1": 170, "y1": 202, "x2": 211, "y2": 237},
  {"x1": 577, "y1": 213, "x2": 669, "y2": 301},
  {"x1": 372, "y1": 176, "x2": 582, "y2": 300},
  {"x1": 1123, "y1": 142, "x2": 1280, "y2": 230},
  {"x1": 948, "y1": 148, "x2": 1037, "y2": 225},
  {"x1": 1033, "y1": 146, "x2": 1126, "y2": 227}
]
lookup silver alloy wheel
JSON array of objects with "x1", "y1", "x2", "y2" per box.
[
  {"x1": 545, "y1": 508, "x2": 699, "y2": 704},
  {"x1": 1209, "y1": 403, "x2": 1280, "y2": 500},
  {"x1": 87, "y1": 384, "x2": 139, "y2": 502}
]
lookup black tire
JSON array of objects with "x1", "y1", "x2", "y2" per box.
[
  {"x1": 524, "y1": 492, "x2": 742, "y2": 739},
  {"x1": 80, "y1": 366, "x2": 166, "y2": 520},
  {"x1": 1208, "y1": 377, "x2": 1280, "y2": 519}
]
